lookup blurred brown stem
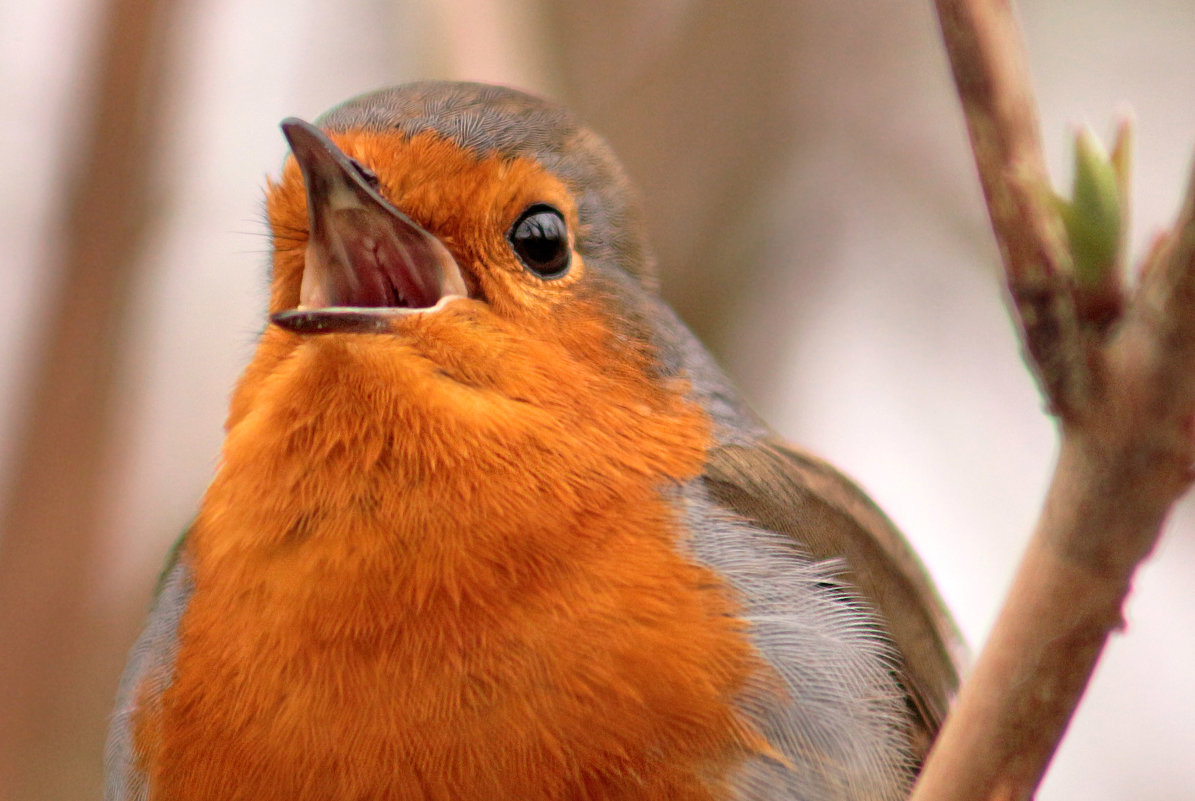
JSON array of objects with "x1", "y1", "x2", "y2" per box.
[
  {"x1": 913, "y1": 1, "x2": 1195, "y2": 800},
  {"x1": 0, "y1": 0, "x2": 178, "y2": 797}
]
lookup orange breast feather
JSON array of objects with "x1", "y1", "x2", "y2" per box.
[{"x1": 139, "y1": 142, "x2": 768, "y2": 800}]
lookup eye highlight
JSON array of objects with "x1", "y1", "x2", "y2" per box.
[{"x1": 508, "y1": 204, "x2": 571, "y2": 279}]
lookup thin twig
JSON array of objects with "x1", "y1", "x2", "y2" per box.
[
  {"x1": 913, "y1": 1, "x2": 1195, "y2": 799},
  {"x1": 934, "y1": 0, "x2": 1087, "y2": 418}
]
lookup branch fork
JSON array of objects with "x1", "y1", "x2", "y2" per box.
[{"x1": 914, "y1": 1, "x2": 1195, "y2": 799}]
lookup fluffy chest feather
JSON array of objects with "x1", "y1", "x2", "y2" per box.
[{"x1": 141, "y1": 329, "x2": 769, "y2": 801}]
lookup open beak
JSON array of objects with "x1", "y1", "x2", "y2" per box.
[{"x1": 270, "y1": 118, "x2": 468, "y2": 335}]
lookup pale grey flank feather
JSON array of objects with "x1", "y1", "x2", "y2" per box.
[
  {"x1": 105, "y1": 558, "x2": 192, "y2": 801},
  {"x1": 649, "y1": 272, "x2": 958, "y2": 798},
  {"x1": 682, "y1": 487, "x2": 914, "y2": 801}
]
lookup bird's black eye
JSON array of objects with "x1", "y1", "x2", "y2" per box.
[
  {"x1": 350, "y1": 159, "x2": 380, "y2": 190},
  {"x1": 508, "y1": 205, "x2": 570, "y2": 279}
]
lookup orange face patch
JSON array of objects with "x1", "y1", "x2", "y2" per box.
[
  {"x1": 142, "y1": 129, "x2": 765, "y2": 801},
  {"x1": 265, "y1": 129, "x2": 587, "y2": 319}
]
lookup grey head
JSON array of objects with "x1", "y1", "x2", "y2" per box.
[
  {"x1": 312, "y1": 80, "x2": 760, "y2": 436},
  {"x1": 316, "y1": 81, "x2": 657, "y2": 289}
]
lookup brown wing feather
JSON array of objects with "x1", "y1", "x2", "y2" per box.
[{"x1": 701, "y1": 439, "x2": 965, "y2": 760}]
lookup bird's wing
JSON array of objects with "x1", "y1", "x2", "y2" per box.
[
  {"x1": 700, "y1": 439, "x2": 965, "y2": 757},
  {"x1": 104, "y1": 529, "x2": 193, "y2": 801}
]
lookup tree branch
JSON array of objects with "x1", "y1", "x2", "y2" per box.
[
  {"x1": 934, "y1": 0, "x2": 1088, "y2": 419},
  {"x1": 912, "y1": 1, "x2": 1195, "y2": 799}
]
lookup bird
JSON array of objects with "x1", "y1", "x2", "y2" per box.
[{"x1": 105, "y1": 80, "x2": 963, "y2": 801}]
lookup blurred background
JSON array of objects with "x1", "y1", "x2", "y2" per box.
[{"x1": 2, "y1": 0, "x2": 1193, "y2": 799}]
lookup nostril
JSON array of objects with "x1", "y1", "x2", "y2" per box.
[{"x1": 349, "y1": 158, "x2": 381, "y2": 190}]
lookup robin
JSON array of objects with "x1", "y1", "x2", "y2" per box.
[{"x1": 105, "y1": 81, "x2": 962, "y2": 801}]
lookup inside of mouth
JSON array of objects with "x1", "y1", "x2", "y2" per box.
[{"x1": 299, "y1": 208, "x2": 463, "y2": 312}]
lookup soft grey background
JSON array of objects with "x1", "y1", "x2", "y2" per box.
[{"x1": 2, "y1": 0, "x2": 1193, "y2": 798}]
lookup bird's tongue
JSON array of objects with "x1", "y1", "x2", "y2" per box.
[{"x1": 279, "y1": 117, "x2": 467, "y2": 317}]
